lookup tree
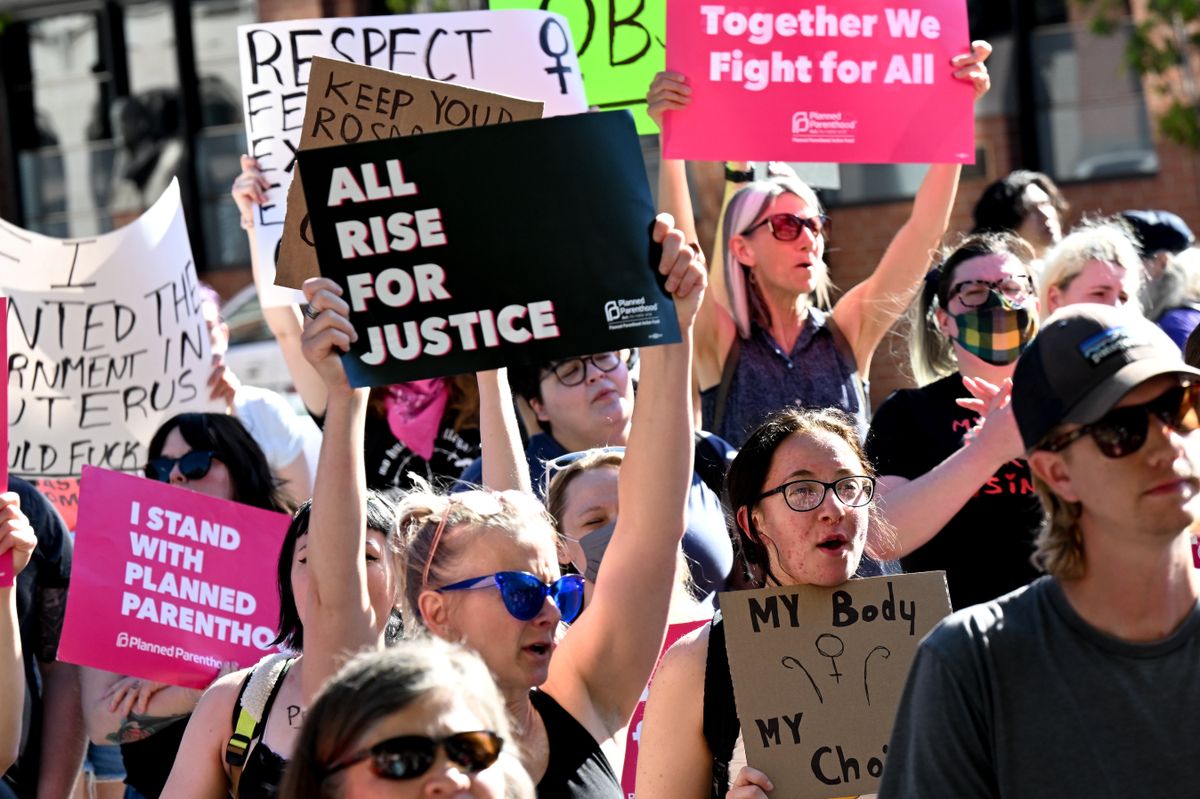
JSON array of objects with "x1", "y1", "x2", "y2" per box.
[{"x1": 1075, "y1": 0, "x2": 1200, "y2": 149}]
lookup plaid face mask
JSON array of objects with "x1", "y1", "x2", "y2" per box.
[{"x1": 952, "y1": 290, "x2": 1035, "y2": 365}]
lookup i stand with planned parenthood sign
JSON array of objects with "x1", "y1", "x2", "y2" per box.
[
  {"x1": 720, "y1": 572, "x2": 952, "y2": 798},
  {"x1": 297, "y1": 111, "x2": 680, "y2": 387}
]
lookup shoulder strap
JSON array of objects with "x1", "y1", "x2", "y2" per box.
[
  {"x1": 823, "y1": 314, "x2": 872, "y2": 423},
  {"x1": 226, "y1": 655, "x2": 295, "y2": 798},
  {"x1": 702, "y1": 615, "x2": 737, "y2": 799},
  {"x1": 711, "y1": 335, "x2": 742, "y2": 436}
]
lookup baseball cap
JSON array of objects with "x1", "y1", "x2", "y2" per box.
[
  {"x1": 1012, "y1": 304, "x2": 1200, "y2": 451},
  {"x1": 1119, "y1": 210, "x2": 1195, "y2": 258}
]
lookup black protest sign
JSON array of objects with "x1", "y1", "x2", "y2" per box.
[
  {"x1": 720, "y1": 573, "x2": 952, "y2": 798},
  {"x1": 276, "y1": 57, "x2": 543, "y2": 288},
  {"x1": 297, "y1": 110, "x2": 679, "y2": 386}
]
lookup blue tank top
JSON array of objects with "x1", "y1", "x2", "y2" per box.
[{"x1": 701, "y1": 308, "x2": 869, "y2": 448}]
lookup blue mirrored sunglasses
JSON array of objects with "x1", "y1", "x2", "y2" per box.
[{"x1": 437, "y1": 571, "x2": 585, "y2": 623}]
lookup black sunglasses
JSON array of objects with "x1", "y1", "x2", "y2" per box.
[
  {"x1": 144, "y1": 450, "x2": 217, "y2": 483},
  {"x1": 1041, "y1": 383, "x2": 1200, "y2": 458},
  {"x1": 325, "y1": 731, "x2": 503, "y2": 781},
  {"x1": 740, "y1": 213, "x2": 830, "y2": 241}
]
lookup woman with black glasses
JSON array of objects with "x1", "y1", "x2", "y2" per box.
[
  {"x1": 865, "y1": 233, "x2": 1045, "y2": 609},
  {"x1": 636, "y1": 406, "x2": 889, "y2": 799},
  {"x1": 645, "y1": 43, "x2": 991, "y2": 448},
  {"x1": 297, "y1": 212, "x2": 704, "y2": 798},
  {"x1": 280, "y1": 640, "x2": 532, "y2": 799},
  {"x1": 81, "y1": 413, "x2": 292, "y2": 799}
]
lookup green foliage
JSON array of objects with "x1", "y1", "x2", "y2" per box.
[{"x1": 1075, "y1": 0, "x2": 1200, "y2": 150}]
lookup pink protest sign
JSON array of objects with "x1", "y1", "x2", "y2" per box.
[
  {"x1": 664, "y1": 0, "x2": 974, "y2": 162},
  {"x1": 621, "y1": 619, "x2": 709, "y2": 795},
  {"x1": 58, "y1": 466, "x2": 291, "y2": 688},
  {"x1": 0, "y1": 553, "x2": 11, "y2": 588}
]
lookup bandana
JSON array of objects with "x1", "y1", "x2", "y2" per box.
[
  {"x1": 382, "y1": 379, "x2": 449, "y2": 460},
  {"x1": 952, "y1": 291, "x2": 1035, "y2": 365}
]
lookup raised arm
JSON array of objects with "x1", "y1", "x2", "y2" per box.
[
  {"x1": 0, "y1": 494, "x2": 35, "y2": 772},
  {"x1": 297, "y1": 277, "x2": 379, "y2": 702},
  {"x1": 873, "y1": 377, "x2": 1023, "y2": 558},
  {"x1": 233, "y1": 156, "x2": 328, "y2": 416},
  {"x1": 547, "y1": 214, "x2": 705, "y2": 730},
  {"x1": 832, "y1": 42, "x2": 992, "y2": 375},
  {"x1": 475, "y1": 369, "x2": 531, "y2": 494},
  {"x1": 648, "y1": 71, "x2": 738, "y2": 394}
]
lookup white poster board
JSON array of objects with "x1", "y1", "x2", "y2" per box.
[
  {"x1": 237, "y1": 9, "x2": 589, "y2": 304},
  {"x1": 1, "y1": 180, "x2": 223, "y2": 479}
]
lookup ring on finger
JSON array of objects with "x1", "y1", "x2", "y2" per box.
[{"x1": 303, "y1": 303, "x2": 320, "y2": 320}]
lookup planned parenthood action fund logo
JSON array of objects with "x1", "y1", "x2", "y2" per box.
[{"x1": 792, "y1": 111, "x2": 858, "y2": 144}]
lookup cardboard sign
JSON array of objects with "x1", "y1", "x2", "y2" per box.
[
  {"x1": 276, "y1": 58, "x2": 544, "y2": 289},
  {"x1": 488, "y1": 0, "x2": 663, "y2": 134},
  {"x1": 663, "y1": 0, "x2": 973, "y2": 162},
  {"x1": 622, "y1": 619, "x2": 709, "y2": 795},
  {"x1": 297, "y1": 111, "x2": 680, "y2": 386},
  {"x1": 238, "y1": 10, "x2": 588, "y2": 304},
  {"x1": 1, "y1": 181, "x2": 222, "y2": 481},
  {"x1": 720, "y1": 572, "x2": 952, "y2": 798},
  {"x1": 58, "y1": 467, "x2": 290, "y2": 688}
]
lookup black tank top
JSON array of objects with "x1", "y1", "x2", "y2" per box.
[
  {"x1": 703, "y1": 614, "x2": 739, "y2": 799},
  {"x1": 530, "y1": 689, "x2": 621, "y2": 799},
  {"x1": 236, "y1": 743, "x2": 286, "y2": 799},
  {"x1": 121, "y1": 715, "x2": 191, "y2": 798}
]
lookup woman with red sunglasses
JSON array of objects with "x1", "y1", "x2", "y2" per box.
[
  {"x1": 297, "y1": 212, "x2": 705, "y2": 798},
  {"x1": 646, "y1": 42, "x2": 991, "y2": 448}
]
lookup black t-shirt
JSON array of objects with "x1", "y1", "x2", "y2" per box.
[
  {"x1": 362, "y1": 409, "x2": 480, "y2": 494},
  {"x1": 3, "y1": 476, "x2": 72, "y2": 798},
  {"x1": 866, "y1": 373, "x2": 1043, "y2": 609}
]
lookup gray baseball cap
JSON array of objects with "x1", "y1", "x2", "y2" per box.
[{"x1": 1012, "y1": 304, "x2": 1200, "y2": 451}]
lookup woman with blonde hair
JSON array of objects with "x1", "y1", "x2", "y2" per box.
[
  {"x1": 1039, "y1": 220, "x2": 1144, "y2": 317},
  {"x1": 645, "y1": 43, "x2": 992, "y2": 446},
  {"x1": 299, "y1": 212, "x2": 706, "y2": 798}
]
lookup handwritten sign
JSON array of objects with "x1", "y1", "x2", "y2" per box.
[
  {"x1": 1, "y1": 181, "x2": 222, "y2": 481},
  {"x1": 238, "y1": 10, "x2": 588, "y2": 303},
  {"x1": 276, "y1": 58, "x2": 543, "y2": 289},
  {"x1": 489, "y1": 0, "x2": 663, "y2": 133},
  {"x1": 297, "y1": 111, "x2": 680, "y2": 385},
  {"x1": 58, "y1": 467, "x2": 290, "y2": 688},
  {"x1": 720, "y1": 572, "x2": 951, "y2": 798},
  {"x1": 663, "y1": 0, "x2": 973, "y2": 162}
]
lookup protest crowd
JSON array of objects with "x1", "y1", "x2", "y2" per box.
[{"x1": 4, "y1": 3, "x2": 1200, "y2": 799}]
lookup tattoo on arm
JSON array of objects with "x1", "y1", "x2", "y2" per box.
[
  {"x1": 107, "y1": 712, "x2": 191, "y2": 745},
  {"x1": 36, "y1": 587, "x2": 67, "y2": 664}
]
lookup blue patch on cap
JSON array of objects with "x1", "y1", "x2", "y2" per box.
[{"x1": 1079, "y1": 326, "x2": 1144, "y2": 365}]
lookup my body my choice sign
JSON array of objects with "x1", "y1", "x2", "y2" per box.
[
  {"x1": 664, "y1": 0, "x2": 974, "y2": 162},
  {"x1": 58, "y1": 467, "x2": 290, "y2": 688},
  {"x1": 297, "y1": 111, "x2": 680, "y2": 386},
  {"x1": 720, "y1": 572, "x2": 952, "y2": 798}
]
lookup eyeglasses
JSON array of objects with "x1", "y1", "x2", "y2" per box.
[
  {"x1": 740, "y1": 213, "x2": 830, "y2": 241},
  {"x1": 542, "y1": 446, "x2": 626, "y2": 493},
  {"x1": 325, "y1": 731, "x2": 503, "y2": 781},
  {"x1": 438, "y1": 571, "x2": 585, "y2": 623},
  {"x1": 948, "y1": 276, "x2": 1033, "y2": 308},
  {"x1": 756, "y1": 476, "x2": 876, "y2": 513},
  {"x1": 144, "y1": 451, "x2": 217, "y2": 483},
  {"x1": 1040, "y1": 383, "x2": 1200, "y2": 458},
  {"x1": 542, "y1": 352, "x2": 623, "y2": 387}
]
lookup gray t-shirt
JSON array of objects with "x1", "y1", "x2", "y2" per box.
[{"x1": 879, "y1": 575, "x2": 1200, "y2": 798}]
